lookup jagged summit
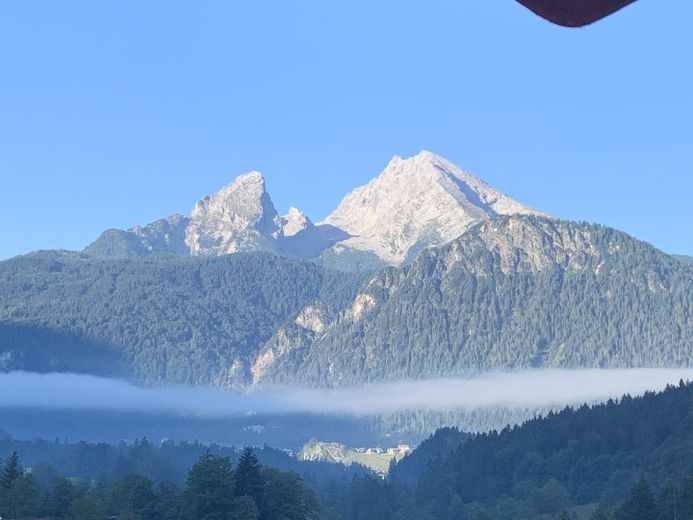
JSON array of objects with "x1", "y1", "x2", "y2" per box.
[
  {"x1": 280, "y1": 207, "x2": 312, "y2": 238},
  {"x1": 84, "y1": 214, "x2": 190, "y2": 258},
  {"x1": 185, "y1": 171, "x2": 280, "y2": 256},
  {"x1": 323, "y1": 151, "x2": 549, "y2": 265},
  {"x1": 129, "y1": 214, "x2": 190, "y2": 255},
  {"x1": 84, "y1": 152, "x2": 549, "y2": 266}
]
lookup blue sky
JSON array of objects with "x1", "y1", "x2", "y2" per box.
[{"x1": 1, "y1": 0, "x2": 691, "y2": 259}]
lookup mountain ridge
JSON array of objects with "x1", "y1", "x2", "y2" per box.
[
  {"x1": 323, "y1": 151, "x2": 549, "y2": 265},
  {"x1": 255, "y1": 215, "x2": 692, "y2": 387},
  {"x1": 2, "y1": 215, "x2": 690, "y2": 388},
  {"x1": 84, "y1": 151, "x2": 546, "y2": 268},
  {"x1": 4, "y1": 151, "x2": 690, "y2": 389}
]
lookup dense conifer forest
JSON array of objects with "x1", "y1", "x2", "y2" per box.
[
  {"x1": 4, "y1": 382, "x2": 693, "y2": 519},
  {"x1": 1, "y1": 217, "x2": 690, "y2": 389},
  {"x1": 263, "y1": 217, "x2": 692, "y2": 386},
  {"x1": 380, "y1": 380, "x2": 693, "y2": 519},
  {"x1": 0, "y1": 448, "x2": 320, "y2": 520},
  {"x1": 0, "y1": 251, "x2": 364, "y2": 386}
]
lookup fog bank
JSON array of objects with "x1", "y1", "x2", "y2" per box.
[{"x1": 1, "y1": 369, "x2": 692, "y2": 417}]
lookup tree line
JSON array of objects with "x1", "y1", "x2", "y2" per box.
[
  {"x1": 0, "y1": 447, "x2": 318, "y2": 520},
  {"x1": 333, "y1": 380, "x2": 693, "y2": 519},
  {"x1": 5, "y1": 381, "x2": 693, "y2": 519}
]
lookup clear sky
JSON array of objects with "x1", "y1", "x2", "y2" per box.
[{"x1": 1, "y1": 0, "x2": 691, "y2": 260}]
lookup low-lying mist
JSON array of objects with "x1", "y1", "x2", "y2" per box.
[{"x1": 2, "y1": 369, "x2": 692, "y2": 417}]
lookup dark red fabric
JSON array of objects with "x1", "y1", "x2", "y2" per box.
[{"x1": 515, "y1": 0, "x2": 638, "y2": 27}]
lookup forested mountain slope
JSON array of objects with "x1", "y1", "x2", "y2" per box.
[
  {"x1": 392, "y1": 381, "x2": 693, "y2": 518},
  {"x1": 258, "y1": 216, "x2": 692, "y2": 386},
  {"x1": 1, "y1": 216, "x2": 690, "y2": 388},
  {"x1": 389, "y1": 427, "x2": 468, "y2": 486},
  {"x1": 0, "y1": 251, "x2": 364, "y2": 386}
]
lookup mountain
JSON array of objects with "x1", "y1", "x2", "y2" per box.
[
  {"x1": 674, "y1": 254, "x2": 693, "y2": 266},
  {"x1": 2, "y1": 215, "x2": 689, "y2": 388},
  {"x1": 322, "y1": 151, "x2": 548, "y2": 265},
  {"x1": 87, "y1": 172, "x2": 346, "y2": 261},
  {"x1": 389, "y1": 427, "x2": 468, "y2": 486},
  {"x1": 392, "y1": 381, "x2": 693, "y2": 518},
  {"x1": 255, "y1": 215, "x2": 692, "y2": 386},
  {"x1": 328, "y1": 382, "x2": 693, "y2": 520},
  {"x1": 84, "y1": 151, "x2": 544, "y2": 267},
  {"x1": 185, "y1": 171, "x2": 280, "y2": 255},
  {"x1": 85, "y1": 214, "x2": 190, "y2": 258},
  {"x1": 4, "y1": 152, "x2": 691, "y2": 389},
  {"x1": 0, "y1": 251, "x2": 366, "y2": 386}
]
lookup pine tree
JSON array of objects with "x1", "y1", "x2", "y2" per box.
[
  {"x1": 69, "y1": 493, "x2": 108, "y2": 520},
  {"x1": 156, "y1": 482, "x2": 184, "y2": 520},
  {"x1": 590, "y1": 503, "x2": 613, "y2": 520},
  {"x1": 613, "y1": 480, "x2": 657, "y2": 520},
  {"x1": 0, "y1": 452, "x2": 21, "y2": 492},
  {"x1": 232, "y1": 495, "x2": 259, "y2": 520},
  {"x1": 9, "y1": 475, "x2": 39, "y2": 518},
  {"x1": 185, "y1": 452, "x2": 235, "y2": 520},
  {"x1": 107, "y1": 474, "x2": 157, "y2": 519},
  {"x1": 262, "y1": 468, "x2": 319, "y2": 520},
  {"x1": 0, "y1": 451, "x2": 23, "y2": 518},
  {"x1": 234, "y1": 447, "x2": 265, "y2": 512},
  {"x1": 49, "y1": 476, "x2": 80, "y2": 518}
]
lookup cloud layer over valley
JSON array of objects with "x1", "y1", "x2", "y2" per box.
[{"x1": 2, "y1": 369, "x2": 693, "y2": 418}]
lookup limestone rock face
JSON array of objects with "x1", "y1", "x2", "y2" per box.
[
  {"x1": 323, "y1": 151, "x2": 549, "y2": 265},
  {"x1": 281, "y1": 207, "x2": 311, "y2": 237},
  {"x1": 85, "y1": 151, "x2": 548, "y2": 266},
  {"x1": 251, "y1": 302, "x2": 334, "y2": 384},
  {"x1": 275, "y1": 208, "x2": 350, "y2": 259},
  {"x1": 85, "y1": 214, "x2": 190, "y2": 258},
  {"x1": 185, "y1": 172, "x2": 280, "y2": 256},
  {"x1": 129, "y1": 214, "x2": 190, "y2": 256}
]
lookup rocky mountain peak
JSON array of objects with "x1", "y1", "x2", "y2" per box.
[
  {"x1": 128, "y1": 214, "x2": 190, "y2": 256},
  {"x1": 424, "y1": 215, "x2": 599, "y2": 276},
  {"x1": 184, "y1": 171, "x2": 281, "y2": 256},
  {"x1": 383, "y1": 149, "x2": 448, "y2": 174},
  {"x1": 281, "y1": 207, "x2": 312, "y2": 238},
  {"x1": 323, "y1": 151, "x2": 548, "y2": 265},
  {"x1": 84, "y1": 152, "x2": 550, "y2": 266},
  {"x1": 213, "y1": 170, "x2": 266, "y2": 199}
]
